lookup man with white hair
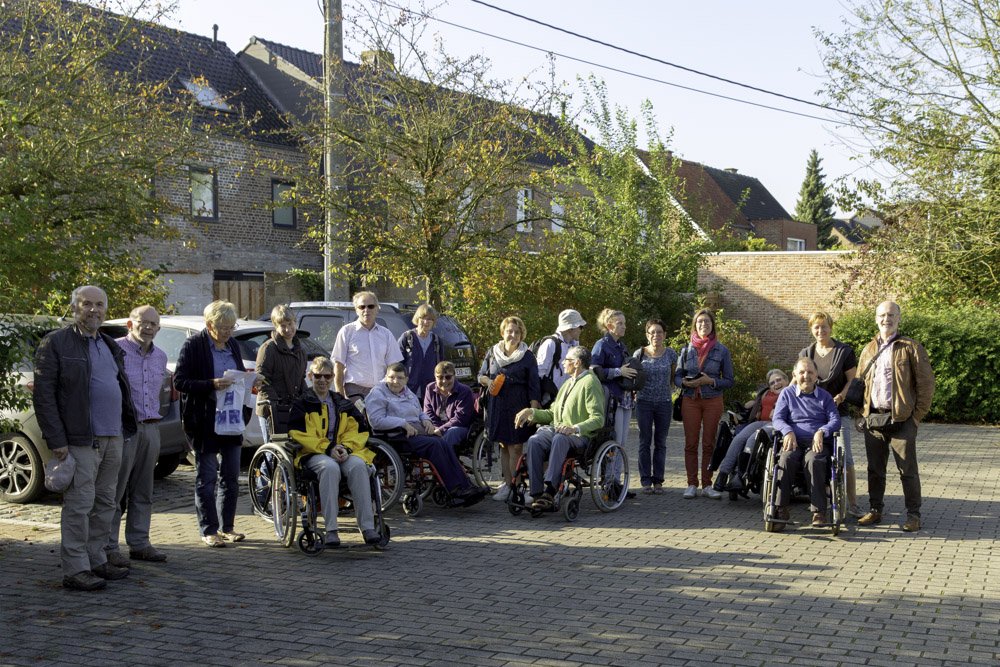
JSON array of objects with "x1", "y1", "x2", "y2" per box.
[
  {"x1": 33, "y1": 286, "x2": 137, "y2": 590},
  {"x1": 331, "y1": 291, "x2": 403, "y2": 400}
]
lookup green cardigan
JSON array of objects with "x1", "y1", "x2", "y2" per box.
[{"x1": 530, "y1": 369, "x2": 605, "y2": 439}]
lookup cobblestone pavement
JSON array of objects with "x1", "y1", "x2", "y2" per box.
[{"x1": 1, "y1": 423, "x2": 998, "y2": 666}]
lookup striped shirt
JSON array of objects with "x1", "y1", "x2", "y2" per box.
[{"x1": 116, "y1": 335, "x2": 168, "y2": 422}]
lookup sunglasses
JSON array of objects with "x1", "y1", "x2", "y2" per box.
[
  {"x1": 313, "y1": 373, "x2": 333, "y2": 380},
  {"x1": 435, "y1": 374, "x2": 454, "y2": 380},
  {"x1": 356, "y1": 304, "x2": 377, "y2": 310}
]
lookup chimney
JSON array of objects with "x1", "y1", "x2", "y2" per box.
[
  {"x1": 212, "y1": 24, "x2": 218, "y2": 47},
  {"x1": 724, "y1": 167, "x2": 738, "y2": 173},
  {"x1": 361, "y1": 49, "x2": 394, "y2": 70}
]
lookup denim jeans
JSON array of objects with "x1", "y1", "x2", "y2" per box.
[
  {"x1": 635, "y1": 400, "x2": 671, "y2": 486},
  {"x1": 194, "y1": 438, "x2": 242, "y2": 536}
]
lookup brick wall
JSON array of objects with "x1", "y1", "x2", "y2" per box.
[{"x1": 697, "y1": 251, "x2": 864, "y2": 369}]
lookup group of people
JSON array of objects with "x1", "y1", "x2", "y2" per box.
[{"x1": 32, "y1": 284, "x2": 935, "y2": 592}]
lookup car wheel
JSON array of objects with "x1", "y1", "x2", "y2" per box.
[
  {"x1": 0, "y1": 434, "x2": 45, "y2": 504},
  {"x1": 152, "y1": 452, "x2": 182, "y2": 480}
]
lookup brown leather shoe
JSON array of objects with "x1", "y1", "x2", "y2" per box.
[
  {"x1": 902, "y1": 516, "x2": 921, "y2": 532},
  {"x1": 858, "y1": 510, "x2": 882, "y2": 526}
]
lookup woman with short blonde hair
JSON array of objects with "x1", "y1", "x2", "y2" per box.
[{"x1": 399, "y1": 303, "x2": 443, "y2": 399}]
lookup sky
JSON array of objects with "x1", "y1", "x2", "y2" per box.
[{"x1": 156, "y1": 0, "x2": 867, "y2": 217}]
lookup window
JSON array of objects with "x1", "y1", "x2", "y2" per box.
[
  {"x1": 271, "y1": 180, "x2": 296, "y2": 228},
  {"x1": 550, "y1": 200, "x2": 564, "y2": 233},
  {"x1": 516, "y1": 188, "x2": 533, "y2": 233},
  {"x1": 786, "y1": 237, "x2": 806, "y2": 251},
  {"x1": 190, "y1": 168, "x2": 217, "y2": 220},
  {"x1": 181, "y1": 77, "x2": 233, "y2": 112}
]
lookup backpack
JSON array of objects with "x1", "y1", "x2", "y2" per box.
[{"x1": 529, "y1": 335, "x2": 562, "y2": 407}]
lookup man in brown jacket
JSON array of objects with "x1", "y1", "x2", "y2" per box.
[{"x1": 856, "y1": 301, "x2": 935, "y2": 532}]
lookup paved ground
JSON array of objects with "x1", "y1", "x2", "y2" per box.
[{"x1": 1, "y1": 422, "x2": 998, "y2": 666}]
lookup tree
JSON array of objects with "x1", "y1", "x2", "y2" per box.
[
  {"x1": 793, "y1": 149, "x2": 836, "y2": 248},
  {"x1": 0, "y1": 0, "x2": 203, "y2": 315},
  {"x1": 271, "y1": 2, "x2": 556, "y2": 308},
  {"x1": 818, "y1": 0, "x2": 1000, "y2": 306},
  {"x1": 453, "y1": 78, "x2": 708, "y2": 353}
]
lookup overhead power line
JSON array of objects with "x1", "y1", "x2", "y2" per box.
[{"x1": 466, "y1": 0, "x2": 864, "y2": 120}]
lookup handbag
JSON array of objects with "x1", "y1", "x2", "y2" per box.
[
  {"x1": 672, "y1": 393, "x2": 683, "y2": 422},
  {"x1": 619, "y1": 355, "x2": 646, "y2": 392},
  {"x1": 864, "y1": 411, "x2": 894, "y2": 431}
]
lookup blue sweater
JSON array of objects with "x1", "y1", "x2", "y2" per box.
[{"x1": 771, "y1": 385, "x2": 841, "y2": 443}]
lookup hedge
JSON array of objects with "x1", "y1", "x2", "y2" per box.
[{"x1": 833, "y1": 304, "x2": 1000, "y2": 423}]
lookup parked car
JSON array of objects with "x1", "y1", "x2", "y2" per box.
[
  {"x1": 0, "y1": 316, "x2": 182, "y2": 504},
  {"x1": 105, "y1": 316, "x2": 329, "y2": 449},
  {"x1": 279, "y1": 302, "x2": 479, "y2": 385}
]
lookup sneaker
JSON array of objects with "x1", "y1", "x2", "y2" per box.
[
  {"x1": 812, "y1": 512, "x2": 826, "y2": 528},
  {"x1": 217, "y1": 531, "x2": 245, "y2": 543},
  {"x1": 92, "y1": 562, "x2": 129, "y2": 580},
  {"x1": 362, "y1": 529, "x2": 382, "y2": 545},
  {"x1": 652, "y1": 483, "x2": 664, "y2": 495},
  {"x1": 129, "y1": 546, "x2": 167, "y2": 563},
  {"x1": 202, "y1": 534, "x2": 228, "y2": 548},
  {"x1": 703, "y1": 486, "x2": 722, "y2": 500},
  {"x1": 492, "y1": 483, "x2": 510, "y2": 502},
  {"x1": 325, "y1": 531, "x2": 341, "y2": 548},
  {"x1": 531, "y1": 492, "x2": 554, "y2": 510},
  {"x1": 641, "y1": 485, "x2": 653, "y2": 494},
  {"x1": 683, "y1": 485, "x2": 697, "y2": 499},
  {"x1": 858, "y1": 510, "x2": 882, "y2": 526},
  {"x1": 848, "y1": 504, "x2": 864, "y2": 518},
  {"x1": 105, "y1": 550, "x2": 131, "y2": 568},
  {"x1": 63, "y1": 570, "x2": 107, "y2": 591},
  {"x1": 523, "y1": 492, "x2": 534, "y2": 505}
]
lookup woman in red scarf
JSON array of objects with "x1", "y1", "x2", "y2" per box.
[{"x1": 674, "y1": 309, "x2": 734, "y2": 499}]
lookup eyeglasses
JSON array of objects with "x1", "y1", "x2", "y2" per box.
[
  {"x1": 435, "y1": 374, "x2": 454, "y2": 380},
  {"x1": 313, "y1": 373, "x2": 333, "y2": 380},
  {"x1": 137, "y1": 320, "x2": 160, "y2": 329},
  {"x1": 356, "y1": 304, "x2": 377, "y2": 310}
]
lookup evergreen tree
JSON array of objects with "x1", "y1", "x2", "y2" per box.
[{"x1": 793, "y1": 149, "x2": 836, "y2": 248}]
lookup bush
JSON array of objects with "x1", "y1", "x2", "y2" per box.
[
  {"x1": 668, "y1": 308, "x2": 771, "y2": 411},
  {"x1": 833, "y1": 304, "x2": 1000, "y2": 423}
]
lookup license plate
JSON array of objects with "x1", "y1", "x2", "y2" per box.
[{"x1": 455, "y1": 366, "x2": 472, "y2": 378}]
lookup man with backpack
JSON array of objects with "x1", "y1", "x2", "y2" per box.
[{"x1": 533, "y1": 309, "x2": 587, "y2": 408}]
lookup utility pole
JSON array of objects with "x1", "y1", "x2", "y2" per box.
[{"x1": 323, "y1": 0, "x2": 344, "y2": 300}]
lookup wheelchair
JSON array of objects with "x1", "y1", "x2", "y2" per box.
[
  {"x1": 372, "y1": 427, "x2": 487, "y2": 517},
  {"x1": 247, "y1": 435, "x2": 392, "y2": 554},
  {"x1": 760, "y1": 430, "x2": 847, "y2": 535},
  {"x1": 505, "y1": 421, "x2": 630, "y2": 522}
]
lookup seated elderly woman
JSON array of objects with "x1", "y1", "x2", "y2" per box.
[
  {"x1": 367, "y1": 363, "x2": 487, "y2": 507},
  {"x1": 423, "y1": 361, "x2": 475, "y2": 450},
  {"x1": 514, "y1": 346, "x2": 605, "y2": 511},
  {"x1": 770, "y1": 357, "x2": 842, "y2": 531},
  {"x1": 713, "y1": 368, "x2": 789, "y2": 493},
  {"x1": 287, "y1": 357, "x2": 381, "y2": 547}
]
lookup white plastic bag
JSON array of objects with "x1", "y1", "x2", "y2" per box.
[
  {"x1": 44, "y1": 450, "x2": 76, "y2": 493},
  {"x1": 215, "y1": 370, "x2": 251, "y2": 436}
]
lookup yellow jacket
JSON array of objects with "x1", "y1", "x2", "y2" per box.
[{"x1": 287, "y1": 391, "x2": 372, "y2": 465}]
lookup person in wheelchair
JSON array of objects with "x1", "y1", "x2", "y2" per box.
[
  {"x1": 287, "y1": 357, "x2": 382, "y2": 547},
  {"x1": 514, "y1": 346, "x2": 605, "y2": 511},
  {"x1": 713, "y1": 368, "x2": 788, "y2": 493},
  {"x1": 367, "y1": 363, "x2": 487, "y2": 507},
  {"x1": 771, "y1": 357, "x2": 842, "y2": 530},
  {"x1": 422, "y1": 361, "x2": 475, "y2": 450}
]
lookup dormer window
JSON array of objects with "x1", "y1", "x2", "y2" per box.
[{"x1": 181, "y1": 76, "x2": 232, "y2": 112}]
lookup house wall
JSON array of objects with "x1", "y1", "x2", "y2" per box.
[
  {"x1": 697, "y1": 250, "x2": 865, "y2": 368},
  {"x1": 146, "y1": 136, "x2": 324, "y2": 315},
  {"x1": 753, "y1": 219, "x2": 818, "y2": 250}
]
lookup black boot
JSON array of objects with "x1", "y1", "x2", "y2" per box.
[{"x1": 712, "y1": 473, "x2": 729, "y2": 493}]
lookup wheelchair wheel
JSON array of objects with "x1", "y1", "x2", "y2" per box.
[
  {"x1": 297, "y1": 530, "x2": 324, "y2": 556},
  {"x1": 762, "y1": 439, "x2": 780, "y2": 532},
  {"x1": 271, "y1": 456, "x2": 297, "y2": 547},
  {"x1": 369, "y1": 438, "x2": 404, "y2": 511},
  {"x1": 248, "y1": 445, "x2": 284, "y2": 520},
  {"x1": 430, "y1": 486, "x2": 449, "y2": 507},
  {"x1": 373, "y1": 521, "x2": 390, "y2": 550},
  {"x1": 563, "y1": 494, "x2": 580, "y2": 522},
  {"x1": 401, "y1": 492, "x2": 423, "y2": 517},
  {"x1": 471, "y1": 431, "x2": 504, "y2": 491},
  {"x1": 590, "y1": 440, "x2": 630, "y2": 512}
]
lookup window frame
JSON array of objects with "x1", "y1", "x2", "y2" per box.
[
  {"x1": 786, "y1": 237, "x2": 806, "y2": 251},
  {"x1": 516, "y1": 187, "x2": 533, "y2": 233},
  {"x1": 189, "y1": 167, "x2": 218, "y2": 221},
  {"x1": 271, "y1": 179, "x2": 297, "y2": 228}
]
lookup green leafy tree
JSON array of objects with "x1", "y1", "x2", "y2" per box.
[
  {"x1": 1, "y1": 0, "x2": 201, "y2": 315},
  {"x1": 793, "y1": 149, "x2": 836, "y2": 248},
  {"x1": 818, "y1": 0, "x2": 1000, "y2": 307},
  {"x1": 271, "y1": 2, "x2": 555, "y2": 309}
]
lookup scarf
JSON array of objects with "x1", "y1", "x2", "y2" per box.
[
  {"x1": 492, "y1": 341, "x2": 527, "y2": 368},
  {"x1": 690, "y1": 332, "x2": 717, "y2": 369}
]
